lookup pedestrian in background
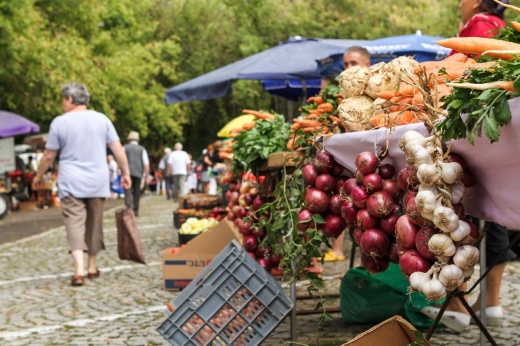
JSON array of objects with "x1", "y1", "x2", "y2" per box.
[
  {"x1": 202, "y1": 145, "x2": 214, "y2": 194},
  {"x1": 186, "y1": 153, "x2": 198, "y2": 193},
  {"x1": 166, "y1": 142, "x2": 191, "y2": 202},
  {"x1": 107, "y1": 154, "x2": 119, "y2": 199},
  {"x1": 158, "y1": 147, "x2": 173, "y2": 199},
  {"x1": 124, "y1": 131, "x2": 149, "y2": 216},
  {"x1": 32, "y1": 82, "x2": 131, "y2": 287}
]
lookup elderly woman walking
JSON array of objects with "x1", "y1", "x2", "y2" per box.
[{"x1": 33, "y1": 83, "x2": 131, "y2": 287}]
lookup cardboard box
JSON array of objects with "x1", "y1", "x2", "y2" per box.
[
  {"x1": 162, "y1": 219, "x2": 242, "y2": 290},
  {"x1": 267, "y1": 151, "x2": 305, "y2": 168},
  {"x1": 342, "y1": 316, "x2": 428, "y2": 346}
]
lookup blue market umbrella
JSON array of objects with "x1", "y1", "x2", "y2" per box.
[
  {"x1": 165, "y1": 37, "x2": 366, "y2": 104},
  {"x1": 316, "y1": 33, "x2": 451, "y2": 78},
  {"x1": 261, "y1": 79, "x2": 322, "y2": 101}
]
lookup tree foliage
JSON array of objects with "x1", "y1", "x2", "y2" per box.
[{"x1": 4, "y1": 0, "x2": 506, "y2": 156}]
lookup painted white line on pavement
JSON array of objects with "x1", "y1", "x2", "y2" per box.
[
  {"x1": 0, "y1": 261, "x2": 161, "y2": 286},
  {"x1": 0, "y1": 305, "x2": 165, "y2": 340}
]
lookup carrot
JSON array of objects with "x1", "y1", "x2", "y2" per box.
[
  {"x1": 306, "y1": 96, "x2": 315, "y2": 103},
  {"x1": 242, "y1": 109, "x2": 275, "y2": 120},
  {"x1": 376, "y1": 90, "x2": 395, "y2": 100},
  {"x1": 293, "y1": 119, "x2": 322, "y2": 127},
  {"x1": 329, "y1": 115, "x2": 341, "y2": 123},
  {"x1": 286, "y1": 135, "x2": 300, "y2": 150},
  {"x1": 242, "y1": 122, "x2": 256, "y2": 130},
  {"x1": 305, "y1": 114, "x2": 319, "y2": 119},
  {"x1": 317, "y1": 102, "x2": 333, "y2": 113},
  {"x1": 399, "y1": 97, "x2": 413, "y2": 105},
  {"x1": 291, "y1": 123, "x2": 301, "y2": 131},
  {"x1": 302, "y1": 127, "x2": 319, "y2": 133},
  {"x1": 398, "y1": 83, "x2": 417, "y2": 97},
  {"x1": 308, "y1": 109, "x2": 324, "y2": 115},
  {"x1": 466, "y1": 58, "x2": 477, "y2": 64},
  {"x1": 313, "y1": 96, "x2": 324, "y2": 105},
  {"x1": 442, "y1": 52, "x2": 468, "y2": 63},
  {"x1": 389, "y1": 95, "x2": 405, "y2": 104},
  {"x1": 396, "y1": 111, "x2": 414, "y2": 126},
  {"x1": 435, "y1": 37, "x2": 520, "y2": 59},
  {"x1": 512, "y1": 21, "x2": 520, "y2": 33},
  {"x1": 388, "y1": 105, "x2": 401, "y2": 112},
  {"x1": 498, "y1": 81, "x2": 515, "y2": 91},
  {"x1": 412, "y1": 92, "x2": 425, "y2": 109},
  {"x1": 219, "y1": 147, "x2": 232, "y2": 153},
  {"x1": 370, "y1": 114, "x2": 386, "y2": 128}
]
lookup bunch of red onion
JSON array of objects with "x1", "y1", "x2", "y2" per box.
[
  {"x1": 397, "y1": 130, "x2": 480, "y2": 301},
  {"x1": 299, "y1": 152, "x2": 352, "y2": 240},
  {"x1": 340, "y1": 151, "x2": 402, "y2": 274}
]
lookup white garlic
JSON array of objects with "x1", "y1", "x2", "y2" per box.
[
  {"x1": 399, "y1": 131, "x2": 427, "y2": 153},
  {"x1": 415, "y1": 190, "x2": 438, "y2": 216},
  {"x1": 450, "y1": 182, "x2": 465, "y2": 205},
  {"x1": 407, "y1": 146, "x2": 434, "y2": 168},
  {"x1": 463, "y1": 266, "x2": 475, "y2": 280},
  {"x1": 422, "y1": 275, "x2": 447, "y2": 300},
  {"x1": 417, "y1": 163, "x2": 439, "y2": 186},
  {"x1": 418, "y1": 184, "x2": 439, "y2": 195},
  {"x1": 428, "y1": 233, "x2": 457, "y2": 258},
  {"x1": 453, "y1": 245, "x2": 480, "y2": 270},
  {"x1": 437, "y1": 161, "x2": 463, "y2": 184},
  {"x1": 438, "y1": 264, "x2": 464, "y2": 292},
  {"x1": 449, "y1": 220, "x2": 471, "y2": 242},
  {"x1": 433, "y1": 205, "x2": 459, "y2": 233},
  {"x1": 410, "y1": 271, "x2": 433, "y2": 291}
]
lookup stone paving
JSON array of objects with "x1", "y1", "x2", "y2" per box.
[{"x1": 1, "y1": 195, "x2": 519, "y2": 345}]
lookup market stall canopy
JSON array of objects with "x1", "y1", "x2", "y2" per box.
[
  {"x1": 165, "y1": 37, "x2": 366, "y2": 104},
  {"x1": 317, "y1": 32, "x2": 451, "y2": 78},
  {"x1": 261, "y1": 79, "x2": 322, "y2": 101},
  {"x1": 0, "y1": 111, "x2": 40, "y2": 138},
  {"x1": 217, "y1": 114, "x2": 256, "y2": 138}
]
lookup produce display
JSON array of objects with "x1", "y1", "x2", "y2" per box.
[{"x1": 179, "y1": 217, "x2": 220, "y2": 235}]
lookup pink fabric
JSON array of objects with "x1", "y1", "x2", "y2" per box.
[{"x1": 324, "y1": 97, "x2": 520, "y2": 230}]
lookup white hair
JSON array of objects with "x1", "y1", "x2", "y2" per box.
[
  {"x1": 164, "y1": 147, "x2": 172, "y2": 154},
  {"x1": 174, "y1": 142, "x2": 182, "y2": 150}
]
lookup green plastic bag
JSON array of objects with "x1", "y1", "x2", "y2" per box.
[{"x1": 340, "y1": 263, "x2": 439, "y2": 328}]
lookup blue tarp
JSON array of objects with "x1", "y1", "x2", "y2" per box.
[
  {"x1": 317, "y1": 34, "x2": 452, "y2": 78},
  {"x1": 165, "y1": 37, "x2": 365, "y2": 104}
]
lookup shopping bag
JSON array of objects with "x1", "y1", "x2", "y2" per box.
[
  {"x1": 115, "y1": 192, "x2": 146, "y2": 264},
  {"x1": 340, "y1": 263, "x2": 439, "y2": 328}
]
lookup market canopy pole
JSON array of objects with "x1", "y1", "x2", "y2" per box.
[{"x1": 164, "y1": 37, "x2": 365, "y2": 104}]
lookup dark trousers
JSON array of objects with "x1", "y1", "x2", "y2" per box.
[
  {"x1": 164, "y1": 176, "x2": 173, "y2": 200},
  {"x1": 130, "y1": 176, "x2": 141, "y2": 215}
]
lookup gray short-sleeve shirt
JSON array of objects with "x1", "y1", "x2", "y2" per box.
[{"x1": 46, "y1": 110, "x2": 119, "y2": 199}]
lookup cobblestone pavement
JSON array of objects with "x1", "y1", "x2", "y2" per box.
[{"x1": 1, "y1": 195, "x2": 519, "y2": 345}]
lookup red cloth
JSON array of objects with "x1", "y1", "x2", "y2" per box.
[{"x1": 449, "y1": 13, "x2": 506, "y2": 56}]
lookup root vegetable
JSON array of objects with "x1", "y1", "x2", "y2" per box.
[
  {"x1": 315, "y1": 174, "x2": 336, "y2": 193},
  {"x1": 338, "y1": 96, "x2": 375, "y2": 131},
  {"x1": 378, "y1": 163, "x2": 396, "y2": 179},
  {"x1": 314, "y1": 152, "x2": 336, "y2": 174},
  {"x1": 341, "y1": 200, "x2": 359, "y2": 225},
  {"x1": 361, "y1": 253, "x2": 390, "y2": 273},
  {"x1": 415, "y1": 226, "x2": 438, "y2": 261},
  {"x1": 304, "y1": 189, "x2": 330, "y2": 213},
  {"x1": 399, "y1": 249, "x2": 432, "y2": 277},
  {"x1": 363, "y1": 173, "x2": 383, "y2": 193},
  {"x1": 303, "y1": 164, "x2": 318, "y2": 187},
  {"x1": 356, "y1": 209, "x2": 379, "y2": 230},
  {"x1": 355, "y1": 152, "x2": 379, "y2": 175},
  {"x1": 367, "y1": 191, "x2": 394, "y2": 218},
  {"x1": 351, "y1": 186, "x2": 369, "y2": 208},
  {"x1": 320, "y1": 214, "x2": 346, "y2": 238},
  {"x1": 396, "y1": 215, "x2": 419, "y2": 249}
]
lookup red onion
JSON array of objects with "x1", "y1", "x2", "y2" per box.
[
  {"x1": 315, "y1": 174, "x2": 336, "y2": 193},
  {"x1": 230, "y1": 191, "x2": 240, "y2": 203},
  {"x1": 314, "y1": 152, "x2": 336, "y2": 174},
  {"x1": 237, "y1": 207, "x2": 249, "y2": 219},
  {"x1": 332, "y1": 164, "x2": 346, "y2": 177},
  {"x1": 367, "y1": 191, "x2": 394, "y2": 218},
  {"x1": 355, "y1": 151, "x2": 379, "y2": 175},
  {"x1": 269, "y1": 253, "x2": 282, "y2": 267},
  {"x1": 304, "y1": 188, "x2": 330, "y2": 213},
  {"x1": 227, "y1": 211, "x2": 236, "y2": 221},
  {"x1": 363, "y1": 173, "x2": 383, "y2": 193},
  {"x1": 461, "y1": 220, "x2": 479, "y2": 246},
  {"x1": 405, "y1": 197, "x2": 430, "y2": 226},
  {"x1": 243, "y1": 235, "x2": 258, "y2": 251},
  {"x1": 361, "y1": 253, "x2": 390, "y2": 273},
  {"x1": 452, "y1": 203, "x2": 465, "y2": 221},
  {"x1": 341, "y1": 200, "x2": 359, "y2": 225},
  {"x1": 360, "y1": 228, "x2": 390, "y2": 258},
  {"x1": 303, "y1": 164, "x2": 318, "y2": 187},
  {"x1": 257, "y1": 258, "x2": 272, "y2": 272},
  {"x1": 320, "y1": 214, "x2": 346, "y2": 238},
  {"x1": 415, "y1": 226, "x2": 438, "y2": 261},
  {"x1": 462, "y1": 168, "x2": 476, "y2": 187},
  {"x1": 297, "y1": 208, "x2": 315, "y2": 231},
  {"x1": 449, "y1": 153, "x2": 467, "y2": 169},
  {"x1": 397, "y1": 239, "x2": 410, "y2": 258},
  {"x1": 355, "y1": 170, "x2": 365, "y2": 184},
  {"x1": 252, "y1": 227, "x2": 266, "y2": 238},
  {"x1": 252, "y1": 196, "x2": 268, "y2": 211},
  {"x1": 342, "y1": 178, "x2": 359, "y2": 196},
  {"x1": 395, "y1": 215, "x2": 419, "y2": 249},
  {"x1": 378, "y1": 163, "x2": 396, "y2": 179},
  {"x1": 356, "y1": 209, "x2": 379, "y2": 230},
  {"x1": 388, "y1": 241, "x2": 399, "y2": 263},
  {"x1": 399, "y1": 249, "x2": 432, "y2": 277},
  {"x1": 239, "y1": 221, "x2": 253, "y2": 236},
  {"x1": 248, "y1": 251, "x2": 257, "y2": 259},
  {"x1": 392, "y1": 202, "x2": 401, "y2": 214},
  {"x1": 382, "y1": 179, "x2": 399, "y2": 198},
  {"x1": 234, "y1": 217, "x2": 243, "y2": 228},
  {"x1": 229, "y1": 183, "x2": 238, "y2": 192},
  {"x1": 397, "y1": 165, "x2": 419, "y2": 191},
  {"x1": 379, "y1": 213, "x2": 399, "y2": 236},
  {"x1": 353, "y1": 227, "x2": 364, "y2": 245},
  {"x1": 225, "y1": 190, "x2": 232, "y2": 201},
  {"x1": 351, "y1": 186, "x2": 369, "y2": 208},
  {"x1": 231, "y1": 205, "x2": 241, "y2": 216},
  {"x1": 329, "y1": 194, "x2": 343, "y2": 215},
  {"x1": 402, "y1": 191, "x2": 417, "y2": 209},
  {"x1": 335, "y1": 176, "x2": 348, "y2": 195},
  {"x1": 256, "y1": 247, "x2": 267, "y2": 258},
  {"x1": 244, "y1": 193, "x2": 254, "y2": 206}
]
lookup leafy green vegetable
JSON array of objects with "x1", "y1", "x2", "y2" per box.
[
  {"x1": 436, "y1": 59, "x2": 520, "y2": 144},
  {"x1": 232, "y1": 113, "x2": 290, "y2": 174},
  {"x1": 493, "y1": 16, "x2": 520, "y2": 43}
]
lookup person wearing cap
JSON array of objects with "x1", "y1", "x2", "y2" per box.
[
  {"x1": 124, "y1": 131, "x2": 149, "y2": 216},
  {"x1": 158, "y1": 147, "x2": 173, "y2": 199},
  {"x1": 32, "y1": 82, "x2": 131, "y2": 287}
]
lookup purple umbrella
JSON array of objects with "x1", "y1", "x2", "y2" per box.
[{"x1": 0, "y1": 111, "x2": 40, "y2": 138}]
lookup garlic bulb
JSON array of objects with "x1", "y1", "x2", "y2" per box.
[
  {"x1": 450, "y1": 182, "x2": 465, "y2": 205},
  {"x1": 437, "y1": 161, "x2": 463, "y2": 184},
  {"x1": 410, "y1": 271, "x2": 432, "y2": 292},
  {"x1": 433, "y1": 206, "x2": 459, "y2": 233},
  {"x1": 339, "y1": 66, "x2": 370, "y2": 98},
  {"x1": 428, "y1": 233, "x2": 457, "y2": 258},
  {"x1": 418, "y1": 184, "x2": 439, "y2": 195},
  {"x1": 438, "y1": 264, "x2": 464, "y2": 292},
  {"x1": 463, "y1": 266, "x2": 475, "y2": 280},
  {"x1": 415, "y1": 190, "x2": 438, "y2": 216},
  {"x1": 406, "y1": 146, "x2": 434, "y2": 168},
  {"x1": 399, "y1": 131, "x2": 426, "y2": 153},
  {"x1": 450, "y1": 220, "x2": 471, "y2": 242},
  {"x1": 422, "y1": 275, "x2": 447, "y2": 300},
  {"x1": 417, "y1": 163, "x2": 439, "y2": 187},
  {"x1": 453, "y1": 245, "x2": 480, "y2": 270},
  {"x1": 424, "y1": 140, "x2": 437, "y2": 155}
]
